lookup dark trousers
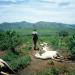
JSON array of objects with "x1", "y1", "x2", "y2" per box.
[{"x1": 33, "y1": 39, "x2": 38, "y2": 50}]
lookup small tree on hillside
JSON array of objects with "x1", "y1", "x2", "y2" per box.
[
  {"x1": 6, "y1": 30, "x2": 21, "y2": 53},
  {"x1": 59, "y1": 31, "x2": 68, "y2": 37},
  {"x1": 67, "y1": 35, "x2": 75, "y2": 60},
  {"x1": 0, "y1": 31, "x2": 9, "y2": 50},
  {"x1": 58, "y1": 31, "x2": 69, "y2": 47}
]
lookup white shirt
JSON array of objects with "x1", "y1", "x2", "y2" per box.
[{"x1": 32, "y1": 31, "x2": 37, "y2": 35}]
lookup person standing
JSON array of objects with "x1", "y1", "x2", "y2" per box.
[{"x1": 32, "y1": 29, "x2": 38, "y2": 50}]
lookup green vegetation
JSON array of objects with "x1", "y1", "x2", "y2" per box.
[
  {"x1": 37, "y1": 67, "x2": 64, "y2": 75},
  {"x1": 37, "y1": 66, "x2": 75, "y2": 75},
  {"x1": 0, "y1": 30, "x2": 21, "y2": 52},
  {"x1": 0, "y1": 21, "x2": 75, "y2": 74},
  {"x1": 0, "y1": 30, "x2": 32, "y2": 71},
  {"x1": 1, "y1": 50, "x2": 31, "y2": 71},
  {"x1": 9, "y1": 55, "x2": 31, "y2": 70},
  {"x1": 48, "y1": 60, "x2": 54, "y2": 65}
]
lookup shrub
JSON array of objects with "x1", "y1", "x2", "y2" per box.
[
  {"x1": 67, "y1": 35, "x2": 75, "y2": 60},
  {"x1": 1, "y1": 51, "x2": 18, "y2": 61},
  {"x1": 1, "y1": 50, "x2": 31, "y2": 71},
  {"x1": 48, "y1": 60, "x2": 54, "y2": 65},
  {"x1": 37, "y1": 67, "x2": 64, "y2": 75},
  {"x1": 9, "y1": 55, "x2": 31, "y2": 71}
]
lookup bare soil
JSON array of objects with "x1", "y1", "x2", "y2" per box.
[{"x1": 17, "y1": 49, "x2": 75, "y2": 75}]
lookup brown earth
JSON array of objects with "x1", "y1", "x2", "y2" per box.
[
  {"x1": 1, "y1": 48, "x2": 75, "y2": 75},
  {"x1": 17, "y1": 49, "x2": 75, "y2": 75},
  {"x1": 0, "y1": 51, "x2": 6, "y2": 57},
  {"x1": 18, "y1": 50, "x2": 49, "y2": 75}
]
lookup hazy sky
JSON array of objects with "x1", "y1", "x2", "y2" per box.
[{"x1": 0, "y1": 0, "x2": 75, "y2": 24}]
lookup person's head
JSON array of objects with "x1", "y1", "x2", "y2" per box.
[{"x1": 33, "y1": 29, "x2": 36, "y2": 31}]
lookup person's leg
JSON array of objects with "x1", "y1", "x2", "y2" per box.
[
  {"x1": 33, "y1": 37, "x2": 38, "y2": 50},
  {"x1": 34, "y1": 40, "x2": 37, "y2": 50},
  {"x1": 33, "y1": 39, "x2": 35, "y2": 50}
]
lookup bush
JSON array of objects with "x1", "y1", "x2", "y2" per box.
[
  {"x1": 0, "y1": 30, "x2": 21, "y2": 53},
  {"x1": 59, "y1": 31, "x2": 68, "y2": 37},
  {"x1": 67, "y1": 35, "x2": 75, "y2": 60},
  {"x1": 1, "y1": 50, "x2": 31, "y2": 71},
  {"x1": 64, "y1": 69, "x2": 75, "y2": 75},
  {"x1": 9, "y1": 55, "x2": 31, "y2": 71},
  {"x1": 37, "y1": 67, "x2": 64, "y2": 75},
  {"x1": 1, "y1": 51, "x2": 18, "y2": 61},
  {"x1": 48, "y1": 60, "x2": 54, "y2": 65}
]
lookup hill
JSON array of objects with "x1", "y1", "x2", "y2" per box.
[
  {"x1": 0, "y1": 21, "x2": 75, "y2": 30},
  {"x1": 0, "y1": 21, "x2": 33, "y2": 30}
]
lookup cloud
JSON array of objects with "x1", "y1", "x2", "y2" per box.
[
  {"x1": 0, "y1": 1, "x2": 15, "y2": 5},
  {"x1": 39, "y1": 0, "x2": 56, "y2": 4},
  {"x1": 0, "y1": 0, "x2": 75, "y2": 24},
  {"x1": 59, "y1": 2, "x2": 70, "y2": 7},
  {"x1": 0, "y1": 0, "x2": 29, "y2": 5}
]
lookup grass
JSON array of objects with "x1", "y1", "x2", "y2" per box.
[
  {"x1": 9, "y1": 55, "x2": 31, "y2": 71},
  {"x1": 1, "y1": 50, "x2": 31, "y2": 71},
  {"x1": 37, "y1": 67, "x2": 62, "y2": 75},
  {"x1": 37, "y1": 66, "x2": 75, "y2": 75},
  {"x1": 48, "y1": 60, "x2": 54, "y2": 65},
  {"x1": 37, "y1": 66, "x2": 73, "y2": 75},
  {"x1": 0, "y1": 28, "x2": 75, "y2": 74},
  {"x1": 1, "y1": 51, "x2": 18, "y2": 61}
]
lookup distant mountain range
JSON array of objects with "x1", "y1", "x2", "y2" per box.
[{"x1": 0, "y1": 21, "x2": 75, "y2": 30}]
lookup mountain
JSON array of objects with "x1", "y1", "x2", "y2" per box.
[
  {"x1": 0, "y1": 21, "x2": 74, "y2": 30},
  {"x1": 68, "y1": 24, "x2": 75, "y2": 29},
  {"x1": 35, "y1": 21, "x2": 69, "y2": 29},
  {"x1": 0, "y1": 21, "x2": 33, "y2": 30}
]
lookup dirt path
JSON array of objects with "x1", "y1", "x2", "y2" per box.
[
  {"x1": 17, "y1": 49, "x2": 75, "y2": 75},
  {"x1": 18, "y1": 50, "x2": 49, "y2": 75}
]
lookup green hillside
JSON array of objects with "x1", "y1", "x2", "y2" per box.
[{"x1": 0, "y1": 21, "x2": 74, "y2": 30}]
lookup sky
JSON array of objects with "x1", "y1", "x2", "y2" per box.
[{"x1": 0, "y1": 0, "x2": 75, "y2": 24}]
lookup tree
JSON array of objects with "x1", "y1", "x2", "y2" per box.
[
  {"x1": 0, "y1": 30, "x2": 21, "y2": 54},
  {"x1": 58, "y1": 31, "x2": 69, "y2": 47},
  {"x1": 67, "y1": 35, "x2": 75, "y2": 60},
  {"x1": 0, "y1": 31, "x2": 9, "y2": 50},
  {"x1": 59, "y1": 31, "x2": 68, "y2": 37},
  {"x1": 6, "y1": 30, "x2": 21, "y2": 53}
]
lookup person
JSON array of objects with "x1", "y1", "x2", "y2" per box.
[{"x1": 32, "y1": 29, "x2": 38, "y2": 50}]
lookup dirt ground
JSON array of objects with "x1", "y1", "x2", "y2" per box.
[
  {"x1": 0, "y1": 51, "x2": 6, "y2": 57},
  {"x1": 1, "y1": 49, "x2": 75, "y2": 75},
  {"x1": 18, "y1": 50, "x2": 49, "y2": 75},
  {"x1": 17, "y1": 49, "x2": 75, "y2": 75}
]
